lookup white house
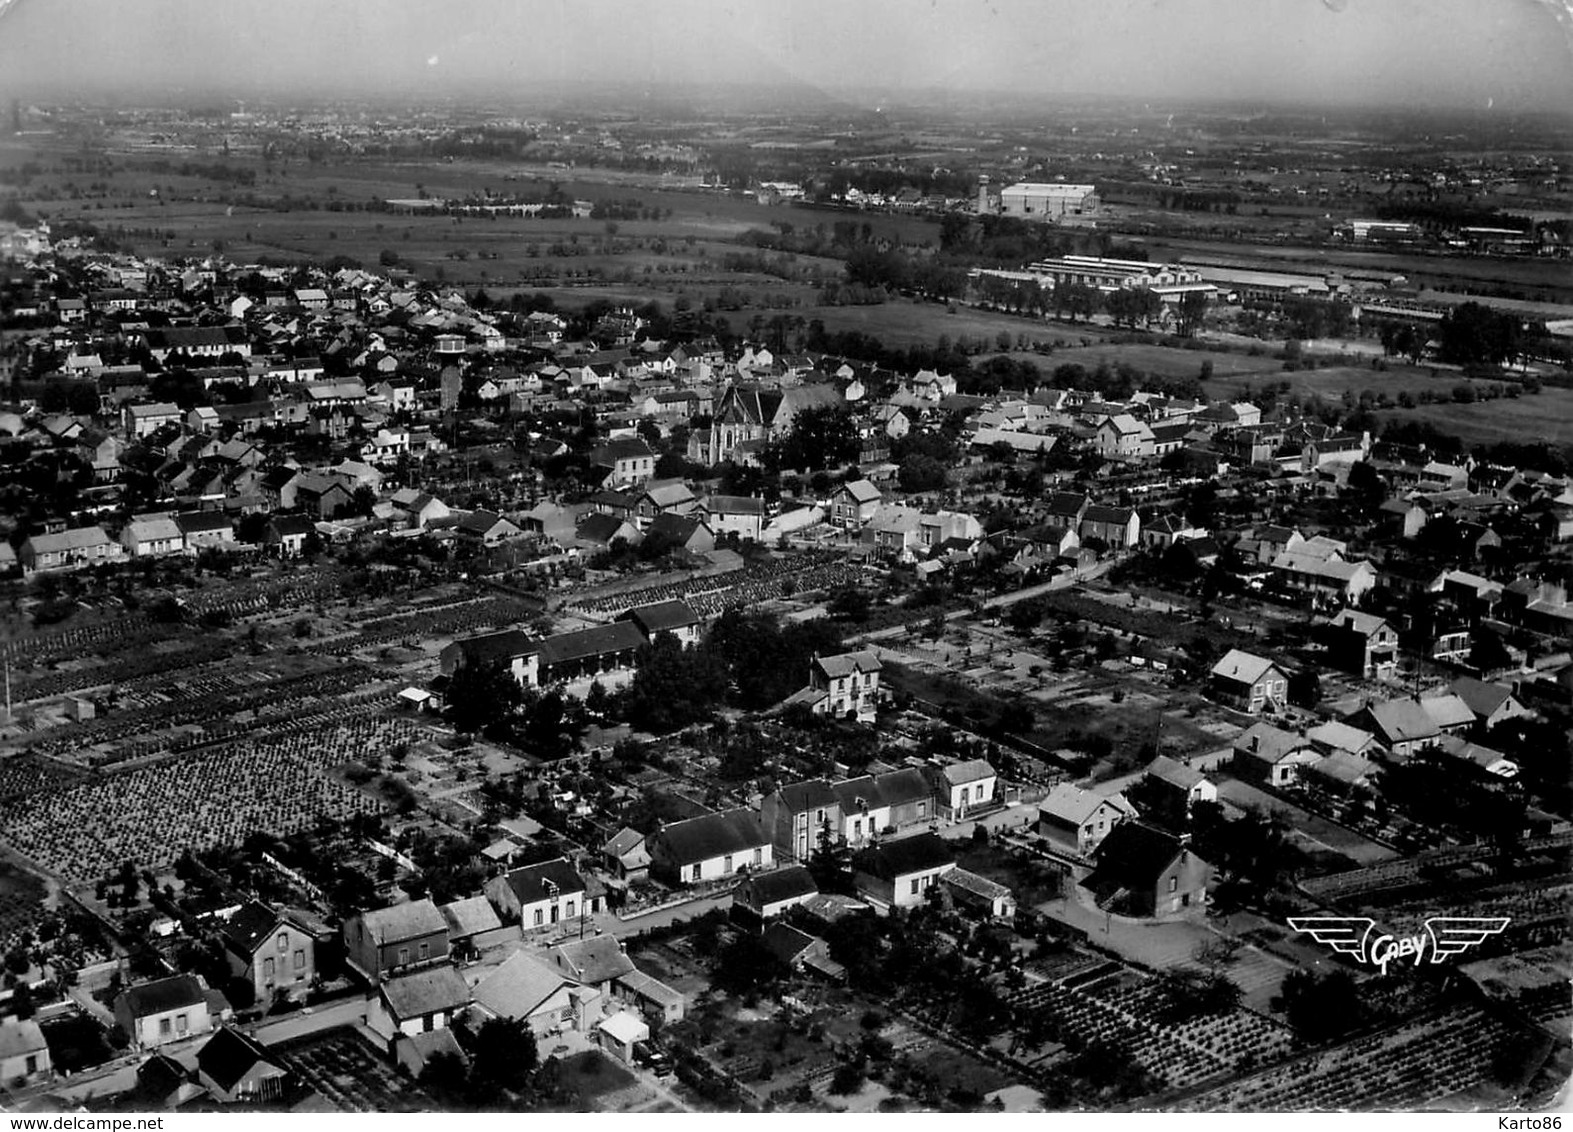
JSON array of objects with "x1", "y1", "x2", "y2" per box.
[
  {"x1": 932, "y1": 759, "x2": 996, "y2": 821},
  {"x1": 484, "y1": 857, "x2": 588, "y2": 932}
]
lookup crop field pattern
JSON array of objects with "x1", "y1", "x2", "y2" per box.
[{"x1": 0, "y1": 713, "x2": 405, "y2": 882}]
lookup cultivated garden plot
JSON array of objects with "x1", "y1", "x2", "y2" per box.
[
  {"x1": 1171, "y1": 1004, "x2": 1530, "y2": 1111},
  {"x1": 1004, "y1": 967, "x2": 1297, "y2": 1096},
  {"x1": 0, "y1": 713, "x2": 414, "y2": 881},
  {"x1": 277, "y1": 1028, "x2": 439, "y2": 1112}
]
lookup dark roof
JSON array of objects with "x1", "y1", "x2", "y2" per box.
[
  {"x1": 500, "y1": 857, "x2": 587, "y2": 904},
  {"x1": 833, "y1": 767, "x2": 933, "y2": 812},
  {"x1": 267, "y1": 515, "x2": 316, "y2": 538},
  {"x1": 532, "y1": 621, "x2": 646, "y2": 667},
  {"x1": 457, "y1": 509, "x2": 514, "y2": 535},
  {"x1": 145, "y1": 325, "x2": 248, "y2": 351},
  {"x1": 175, "y1": 511, "x2": 233, "y2": 534},
  {"x1": 1082, "y1": 504, "x2": 1135, "y2": 525},
  {"x1": 576, "y1": 512, "x2": 635, "y2": 544},
  {"x1": 647, "y1": 512, "x2": 709, "y2": 544},
  {"x1": 196, "y1": 1026, "x2": 276, "y2": 1093},
  {"x1": 219, "y1": 901, "x2": 280, "y2": 955},
  {"x1": 591, "y1": 438, "x2": 653, "y2": 465},
  {"x1": 1450, "y1": 675, "x2": 1513, "y2": 718},
  {"x1": 1090, "y1": 822, "x2": 1196, "y2": 889},
  {"x1": 623, "y1": 599, "x2": 702, "y2": 637},
  {"x1": 121, "y1": 974, "x2": 206, "y2": 1018},
  {"x1": 761, "y1": 922, "x2": 821, "y2": 965},
  {"x1": 739, "y1": 865, "x2": 819, "y2": 908},
  {"x1": 853, "y1": 832, "x2": 955, "y2": 880},
  {"x1": 777, "y1": 779, "x2": 839, "y2": 813},
  {"x1": 449, "y1": 629, "x2": 534, "y2": 667},
  {"x1": 1044, "y1": 491, "x2": 1088, "y2": 519},
  {"x1": 655, "y1": 808, "x2": 768, "y2": 866}
]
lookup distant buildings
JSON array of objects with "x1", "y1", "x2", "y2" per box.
[{"x1": 994, "y1": 182, "x2": 1101, "y2": 220}]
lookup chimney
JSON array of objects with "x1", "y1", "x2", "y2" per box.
[{"x1": 1251, "y1": 734, "x2": 1260, "y2": 752}]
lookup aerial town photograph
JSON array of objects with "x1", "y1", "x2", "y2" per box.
[{"x1": 0, "y1": 0, "x2": 1568, "y2": 1119}]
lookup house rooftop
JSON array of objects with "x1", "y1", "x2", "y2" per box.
[
  {"x1": 655, "y1": 807, "x2": 768, "y2": 867},
  {"x1": 196, "y1": 1027, "x2": 276, "y2": 1094},
  {"x1": 1210, "y1": 648, "x2": 1281, "y2": 686},
  {"x1": 357, "y1": 898, "x2": 447, "y2": 946},
  {"x1": 121, "y1": 974, "x2": 206, "y2": 1018},
  {"x1": 853, "y1": 832, "x2": 955, "y2": 880},
  {"x1": 380, "y1": 965, "x2": 470, "y2": 1020}
]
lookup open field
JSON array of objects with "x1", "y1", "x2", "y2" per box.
[
  {"x1": 0, "y1": 141, "x2": 936, "y2": 294},
  {"x1": 1377, "y1": 387, "x2": 1573, "y2": 447},
  {"x1": 1043, "y1": 342, "x2": 1279, "y2": 381},
  {"x1": 1205, "y1": 363, "x2": 1465, "y2": 403}
]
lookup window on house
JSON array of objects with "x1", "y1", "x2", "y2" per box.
[
  {"x1": 264, "y1": 957, "x2": 276, "y2": 978},
  {"x1": 753, "y1": 848, "x2": 763, "y2": 866},
  {"x1": 398, "y1": 948, "x2": 410, "y2": 966},
  {"x1": 418, "y1": 943, "x2": 430, "y2": 960},
  {"x1": 723, "y1": 855, "x2": 733, "y2": 873},
  {"x1": 566, "y1": 900, "x2": 576, "y2": 918},
  {"x1": 277, "y1": 931, "x2": 289, "y2": 953},
  {"x1": 910, "y1": 879, "x2": 920, "y2": 895},
  {"x1": 295, "y1": 949, "x2": 306, "y2": 971},
  {"x1": 175, "y1": 1014, "x2": 188, "y2": 1035},
  {"x1": 917, "y1": 802, "x2": 927, "y2": 818},
  {"x1": 159, "y1": 1018, "x2": 173, "y2": 1037},
  {"x1": 25, "y1": 1055, "x2": 37, "y2": 1074},
  {"x1": 534, "y1": 908, "x2": 544, "y2": 926},
  {"x1": 691, "y1": 864, "x2": 702, "y2": 882},
  {"x1": 1168, "y1": 877, "x2": 1178, "y2": 893}
]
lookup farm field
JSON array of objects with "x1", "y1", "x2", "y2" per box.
[
  {"x1": 0, "y1": 712, "x2": 399, "y2": 882},
  {"x1": 1170, "y1": 1003, "x2": 1534, "y2": 1111},
  {"x1": 1205, "y1": 363, "x2": 1460, "y2": 403},
  {"x1": 1376, "y1": 387, "x2": 1573, "y2": 446},
  {"x1": 1043, "y1": 342, "x2": 1279, "y2": 381}
]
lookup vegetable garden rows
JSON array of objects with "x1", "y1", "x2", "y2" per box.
[
  {"x1": 566, "y1": 551, "x2": 871, "y2": 618},
  {"x1": 1003, "y1": 968, "x2": 1299, "y2": 1095},
  {"x1": 1170, "y1": 1004, "x2": 1524, "y2": 1110},
  {"x1": 0, "y1": 710, "x2": 416, "y2": 881}
]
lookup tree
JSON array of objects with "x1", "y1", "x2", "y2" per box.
[
  {"x1": 1176, "y1": 291, "x2": 1209, "y2": 337},
  {"x1": 446, "y1": 660, "x2": 525, "y2": 734},
  {"x1": 518, "y1": 688, "x2": 586, "y2": 759},
  {"x1": 1272, "y1": 968, "x2": 1360, "y2": 1042},
  {"x1": 1438, "y1": 302, "x2": 1521, "y2": 368},
  {"x1": 1468, "y1": 626, "x2": 1514, "y2": 674},
  {"x1": 897, "y1": 454, "x2": 948, "y2": 493},
  {"x1": 773, "y1": 406, "x2": 860, "y2": 472},
  {"x1": 1287, "y1": 668, "x2": 1322, "y2": 709},
  {"x1": 807, "y1": 817, "x2": 853, "y2": 894},
  {"x1": 470, "y1": 1016, "x2": 539, "y2": 1093},
  {"x1": 714, "y1": 931, "x2": 788, "y2": 995},
  {"x1": 1006, "y1": 599, "x2": 1043, "y2": 636}
]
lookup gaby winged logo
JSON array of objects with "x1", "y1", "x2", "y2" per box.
[{"x1": 1287, "y1": 916, "x2": 1510, "y2": 975}]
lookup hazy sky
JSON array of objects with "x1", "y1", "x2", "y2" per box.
[{"x1": 1, "y1": 0, "x2": 1569, "y2": 113}]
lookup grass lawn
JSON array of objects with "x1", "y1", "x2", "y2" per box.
[
  {"x1": 1044, "y1": 342, "x2": 1277, "y2": 381},
  {"x1": 551, "y1": 1049, "x2": 638, "y2": 1104},
  {"x1": 956, "y1": 842, "x2": 1064, "y2": 906},
  {"x1": 1377, "y1": 386, "x2": 1573, "y2": 447},
  {"x1": 1205, "y1": 362, "x2": 1452, "y2": 404}
]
